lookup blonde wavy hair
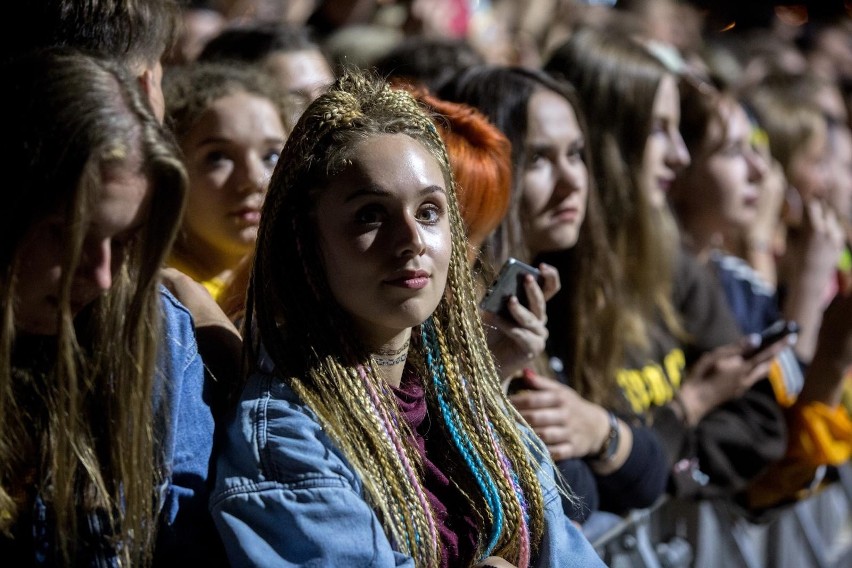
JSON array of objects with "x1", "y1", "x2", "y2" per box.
[
  {"x1": 245, "y1": 71, "x2": 546, "y2": 567},
  {"x1": 0, "y1": 51, "x2": 187, "y2": 565}
]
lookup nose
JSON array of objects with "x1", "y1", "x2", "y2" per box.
[
  {"x1": 554, "y1": 157, "x2": 585, "y2": 198},
  {"x1": 79, "y1": 239, "x2": 113, "y2": 292},
  {"x1": 666, "y1": 130, "x2": 691, "y2": 171},
  {"x1": 746, "y1": 148, "x2": 768, "y2": 183},
  {"x1": 237, "y1": 154, "x2": 268, "y2": 194},
  {"x1": 394, "y1": 211, "x2": 426, "y2": 258}
]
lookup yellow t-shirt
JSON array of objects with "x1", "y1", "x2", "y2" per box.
[{"x1": 167, "y1": 257, "x2": 228, "y2": 302}]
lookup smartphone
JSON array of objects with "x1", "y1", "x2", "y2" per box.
[
  {"x1": 743, "y1": 319, "x2": 799, "y2": 358},
  {"x1": 480, "y1": 258, "x2": 542, "y2": 319}
]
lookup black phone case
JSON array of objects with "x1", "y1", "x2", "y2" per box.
[{"x1": 480, "y1": 258, "x2": 542, "y2": 317}]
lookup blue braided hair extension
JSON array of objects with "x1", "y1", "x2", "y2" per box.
[{"x1": 421, "y1": 318, "x2": 504, "y2": 556}]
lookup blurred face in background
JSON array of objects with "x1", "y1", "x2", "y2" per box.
[
  {"x1": 639, "y1": 74, "x2": 690, "y2": 209},
  {"x1": 828, "y1": 124, "x2": 852, "y2": 223},
  {"x1": 15, "y1": 160, "x2": 151, "y2": 335},
  {"x1": 788, "y1": 123, "x2": 830, "y2": 202},
  {"x1": 676, "y1": 101, "x2": 767, "y2": 233},
  {"x1": 264, "y1": 49, "x2": 334, "y2": 127},
  {"x1": 180, "y1": 91, "x2": 286, "y2": 269}
]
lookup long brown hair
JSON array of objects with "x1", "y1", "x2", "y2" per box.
[
  {"x1": 0, "y1": 51, "x2": 187, "y2": 565},
  {"x1": 438, "y1": 66, "x2": 625, "y2": 408},
  {"x1": 546, "y1": 28, "x2": 686, "y2": 350}
]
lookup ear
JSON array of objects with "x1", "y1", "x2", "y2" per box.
[{"x1": 137, "y1": 63, "x2": 166, "y2": 123}]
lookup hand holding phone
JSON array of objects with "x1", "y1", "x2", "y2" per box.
[
  {"x1": 742, "y1": 319, "x2": 799, "y2": 358},
  {"x1": 479, "y1": 258, "x2": 542, "y2": 319}
]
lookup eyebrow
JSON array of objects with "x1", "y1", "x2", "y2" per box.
[
  {"x1": 526, "y1": 139, "x2": 585, "y2": 153},
  {"x1": 343, "y1": 184, "x2": 445, "y2": 203}
]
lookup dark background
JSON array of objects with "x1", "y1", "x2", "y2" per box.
[{"x1": 690, "y1": 0, "x2": 850, "y2": 28}]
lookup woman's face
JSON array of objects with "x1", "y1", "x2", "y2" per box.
[
  {"x1": 828, "y1": 125, "x2": 852, "y2": 222},
  {"x1": 788, "y1": 125, "x2": 831, "y2": 203},
  {"x1": 639, "y1": 74, "x2": 690, "y2": 209},
  {"x1": 181, "y1": 91, "x2": 286, "y2": 266},
  {"x1": 684, "y1": 102, "x2": 767, "y2": 231},
  {"x1": 314, "y1": 134, "x2": 452, "y2": 345},
  {"x1": 14, "y1": 162, "x2": 152, "y2": 335},
  {"x1": 521, "y1": 88, "x2": 589, "y2": 256}
]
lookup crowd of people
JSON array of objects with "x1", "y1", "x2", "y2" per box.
[{"x1": 2, "y1": 0, "x2": 851, "y2": 566}]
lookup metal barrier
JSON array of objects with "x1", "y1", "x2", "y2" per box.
[{"x1": 591, "y1": 464, "x2": 852, "y2": 568}]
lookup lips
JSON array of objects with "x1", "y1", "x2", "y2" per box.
[
  {"x1": 553, "y1": 206, "x2": 579, "y2": 222},
  {"x1": 232, "y1": 207, "x2": 261, "y2": 224},
  {"x1": 383, "y1": 269, "x2": 430, "y2": 290}
]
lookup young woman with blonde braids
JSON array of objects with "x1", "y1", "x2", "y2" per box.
[{"x1": 210, "y1": 72, "x2": 603, "y2": 567}]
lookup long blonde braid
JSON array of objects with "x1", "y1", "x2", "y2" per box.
[{"x1": 246, "y1": 71, "x2": 545, "y2": 567}]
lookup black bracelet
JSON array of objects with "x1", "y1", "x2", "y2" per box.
[{"x1": 591, "y1": 411, "x2": 620, "y2": 462}]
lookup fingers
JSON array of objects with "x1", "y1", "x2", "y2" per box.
[
  {"x1": 547, "y1": 442, "x2": 582, "y2": 461},
  {"x1": 510, "y1": 389, "x2": 562, "y2": 411},
  {"x1": 537, "y1": 263, "x2": 562, "y2": 301},
  {"x1": 516, "y1": 408, "x2": 567, "y2": 429},
  {"x1": 518, "y1": 371, "x2": 564, "y2": 392},
  {"x1": 521, "y1": 273, "x2": 547, "y2": 322},
  {"x1": 506, "y1": 298, "x2": 547, "y2": 334},
  {"x1": 742, "y1": 360, "x2": 773, "y2": 392}
]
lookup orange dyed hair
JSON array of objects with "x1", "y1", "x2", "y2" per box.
[{"x1": 401, "y1": 83, "x2": 511, "y2": 257}]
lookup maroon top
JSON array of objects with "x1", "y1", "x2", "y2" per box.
[{"x1": 392, "y1": 369, "x2": 479, "y2": 568}]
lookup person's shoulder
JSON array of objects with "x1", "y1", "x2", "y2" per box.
[
  {"x1": 711, "y1": 251, "x2": 774, "y2": 298},
  {"x1": 220, "y1": 370, "x2": 359, "y2": 488},
  {"x1": 158, "y1": 285, "x2": 196, "y2": 329}
]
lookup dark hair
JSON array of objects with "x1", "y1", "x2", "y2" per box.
[
  {"x1": 438, "y1": 65, "x2": 624, "y2": 408},
  {"x1": 198, "y1": 22, "x2": 319, "y2": 63},
  {"x1": 2, "y1": 0, "x2": 179, "y2": 67},
  {"x1": 438, "y1": 66, "x2": 582, "y2": 264},
  {"x1": 373, "y1": 36, "x2": 484, "y2": 93},
  {"x1": 164, "y1": 62, "x2": 288, "y2": 142}
]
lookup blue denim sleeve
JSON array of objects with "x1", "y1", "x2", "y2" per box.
[
  {"x1": 212, "y1": 483, "x2": 414, "y2": 567},
  {"x1": 210, "y1": 374, "x2": 414, "y2": 567},
  {"x1": 154, "y1": 287, "x2": 222, "y2": 564},
  {"x1": 531, "y1": 441, "x2": 607, "y2": 568}
]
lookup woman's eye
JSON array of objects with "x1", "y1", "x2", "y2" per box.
[
  {"x1": 567, "y1": 144, "x2": 585, "y2": 161},
  {"x1": 355, "y1": 205, "x2": 384, "y2": 225},
  {"x1": 263, "y1": 149, "x2": 281, "y2": 167},
  {"x1": 204, "y1": 150, "x2": 229, "y2": 166},
  {"x1": 526, "y1": 152, "x2": 546, "y2": 168},
  {"x1": 417, "y1": 204, "x2": 443, "y2": 224}
]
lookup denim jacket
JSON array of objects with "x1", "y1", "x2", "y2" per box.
[
  {"x1": 5, "y1": 288, "x2": 220, "y2": 566},
  {"x1": 152, "y1": 287, "x2": 223, "y2": 564},
  {"x1": 211, "y1": 352, "x2": 604, "y2": 567}
]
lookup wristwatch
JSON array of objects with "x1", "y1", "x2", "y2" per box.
[{"x1": 592, "y1": 411, "x2": 620, "y2": 462}]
